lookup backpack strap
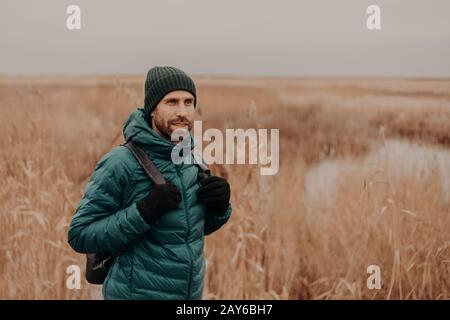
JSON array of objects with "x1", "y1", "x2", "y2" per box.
[
  {"x1": 123, "y1": 141, "x2": 166, "y2": 185},
  {"x1": 123, "y1": 140, "x2": 211, "y2": 183}
]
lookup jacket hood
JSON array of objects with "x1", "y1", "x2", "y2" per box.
[{"x1": 122, "y1": 107, "x2": 195, "y2": 160}]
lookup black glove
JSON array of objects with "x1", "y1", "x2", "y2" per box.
[
  {"x1": 137, "y1": 182, "x2": 181, "y2": 225},
  {"x1": 197, "y1": 176, "x2": 230, "y2": 216}
]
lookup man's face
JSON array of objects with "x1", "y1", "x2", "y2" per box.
[{"x1": 151, "y1": 90, "x2": 195, "y2": 142}]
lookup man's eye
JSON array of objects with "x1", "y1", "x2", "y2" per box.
[{"x1": 185, "y1": 100, "x2": 193, "y2": 105}]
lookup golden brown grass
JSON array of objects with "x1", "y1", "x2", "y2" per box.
[{"x1": 0, "y1": 76, "x2": 449, "y2": 299}]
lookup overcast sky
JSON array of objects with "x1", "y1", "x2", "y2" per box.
[{"x1": 1, "y1": 0, "x2": 449, "y2": 77}]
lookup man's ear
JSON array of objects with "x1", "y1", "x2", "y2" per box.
[{"x1": 145, "y1": 112, "x2": 153, "y2": 128}]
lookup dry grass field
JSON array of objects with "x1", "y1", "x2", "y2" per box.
[{"x1": 0, "y1": 75, "x2": 449, "y2": 299}]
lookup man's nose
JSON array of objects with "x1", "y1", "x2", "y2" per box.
[{"x1": 176, "y1": 103, "x2": 188, "y2": 117}]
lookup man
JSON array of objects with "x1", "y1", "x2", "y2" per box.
[{"x1": 68, "y1": 66, "x2": 232, "y2": 300}]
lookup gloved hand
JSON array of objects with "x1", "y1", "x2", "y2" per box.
[
  {"x1": 197, "y1": 176, "x2": 230, "y2": 216},
  {"x1": 137, "y1": 182, "x2": 181, "y2": 225}
]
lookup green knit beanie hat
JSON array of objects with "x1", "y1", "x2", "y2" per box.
[{"x1": 143, "y1": 66, "x2": 197, "y2": 119}]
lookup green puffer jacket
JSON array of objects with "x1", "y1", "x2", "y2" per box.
[{"x1": 68, "y1": 107, "x2": 232, "y2": 300}]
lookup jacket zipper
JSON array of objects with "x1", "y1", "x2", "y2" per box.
[{"x1": 176, "y1": 165, "x2": 193, "y2": 300}]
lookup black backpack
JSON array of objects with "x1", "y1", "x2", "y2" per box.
[{"x1": 85, "y1": 140, "x2": 210, "y2": 285}]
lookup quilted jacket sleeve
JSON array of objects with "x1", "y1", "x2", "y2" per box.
[
  {"x1": 67, "y1": 146, "x2": 150, "y2": 255},
  {"x1": 204, "y1": 202, "x2": 232, "y2": 236}
]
